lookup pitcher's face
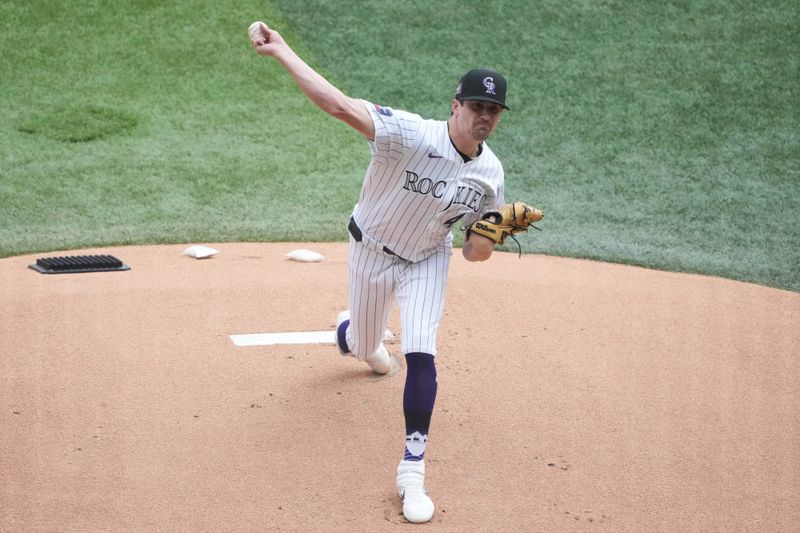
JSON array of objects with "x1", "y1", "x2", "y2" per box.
[{"x1": 451, "y1": 99, "x2": 504, "y2": 142}]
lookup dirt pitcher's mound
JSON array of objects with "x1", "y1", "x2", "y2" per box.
[{"x1": 2, "y1": 243, "x2": 799, "y2": 532}]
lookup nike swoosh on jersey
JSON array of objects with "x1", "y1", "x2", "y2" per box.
[{"x1": 427, "y1": 152, "x2": 444, "y2": 158}]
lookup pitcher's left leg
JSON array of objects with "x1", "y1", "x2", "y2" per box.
[
  {"x1": 393, "y1": 246, "x2": 451, "y2": 523},
  {"x1": 397, "y1": 351, "x2": 437, "y2": 523},
  {"x1": 395, "y1": 246, "x2": 452, "y2": 356}
]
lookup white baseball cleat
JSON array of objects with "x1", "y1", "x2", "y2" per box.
[
  {"x1": 335, "y1": 310, "x2": 392, "y2": 375},
  {"x1": 396, "y1": 459, "x2": 435, "y2": 523}
]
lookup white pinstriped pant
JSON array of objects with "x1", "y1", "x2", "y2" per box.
[{"x1": 344, "y1": 235, "x2": 452, "y2": 358}]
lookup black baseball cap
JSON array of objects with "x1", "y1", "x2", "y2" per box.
[{"x1": 454, "y1": 68, "x2": 509, "y2": 110}]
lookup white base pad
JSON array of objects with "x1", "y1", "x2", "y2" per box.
[
  {"x1": 230, "y1": 329, "x2": 395, "y2": 347},
  {"x1": 230, "y1": 331, "x2": 334, "y2": 347}
]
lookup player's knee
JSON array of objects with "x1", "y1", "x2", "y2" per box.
[{"x1": 352, "y1": 338, "x2": 383, "y2": 361}]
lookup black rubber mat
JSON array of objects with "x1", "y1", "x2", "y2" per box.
[{"x1": 29, "y1": 255, "x2": 130, "y2": 274}]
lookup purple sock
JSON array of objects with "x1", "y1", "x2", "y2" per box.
[
  {"x1": 403, "y1": 352, "x2": 437, "y2": 461},
  {"x1": 336, "y1": 319, "x2": 350, "y2": 354}
]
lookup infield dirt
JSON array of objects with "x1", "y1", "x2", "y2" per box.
[{"x1": 2, "y1": 243, "x2": 798, "y2": 532}]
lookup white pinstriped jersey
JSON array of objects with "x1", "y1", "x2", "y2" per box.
[{"x1": 351, "y1": 102, "x2": 505, "y2": 263}]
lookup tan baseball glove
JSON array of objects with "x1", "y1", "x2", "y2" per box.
[{"x1": 468, "y1": 201, "x2": 544, "y2": 246}]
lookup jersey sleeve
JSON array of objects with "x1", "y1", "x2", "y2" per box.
[{"x1": 363, "y1": 101, "x2": 423, "y2": 160}]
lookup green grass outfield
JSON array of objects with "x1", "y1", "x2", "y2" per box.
[{"x1": 1, "y1": 1, "x2": 798, "y2": 292}]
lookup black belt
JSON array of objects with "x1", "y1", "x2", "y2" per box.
[{"x1": 348, "y1": 216, "x2": 406, "y2": 260}]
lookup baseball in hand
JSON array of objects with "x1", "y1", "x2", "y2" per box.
[{"x1": 248, "y1": 21, "x2": 264, "y2": 41}]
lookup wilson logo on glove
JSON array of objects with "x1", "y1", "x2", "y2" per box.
[
  {"x1": 474, "y1": 222, "x2": 498, "y2": 235},
  {"x1": 468, "y1": 201, "x2": 544, "y2": 256}
]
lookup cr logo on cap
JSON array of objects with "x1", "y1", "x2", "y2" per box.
[{"x1": 482, "y1": 77, "x2": 496, "y2": 95}]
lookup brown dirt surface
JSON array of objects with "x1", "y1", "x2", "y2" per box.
[{"x1": 2, "y1": 243, "x2": 799, "y2": 532}]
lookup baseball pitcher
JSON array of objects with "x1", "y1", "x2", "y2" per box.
[{"x1": 249, "y1": 20, "x2": 542, "y2": 524}]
